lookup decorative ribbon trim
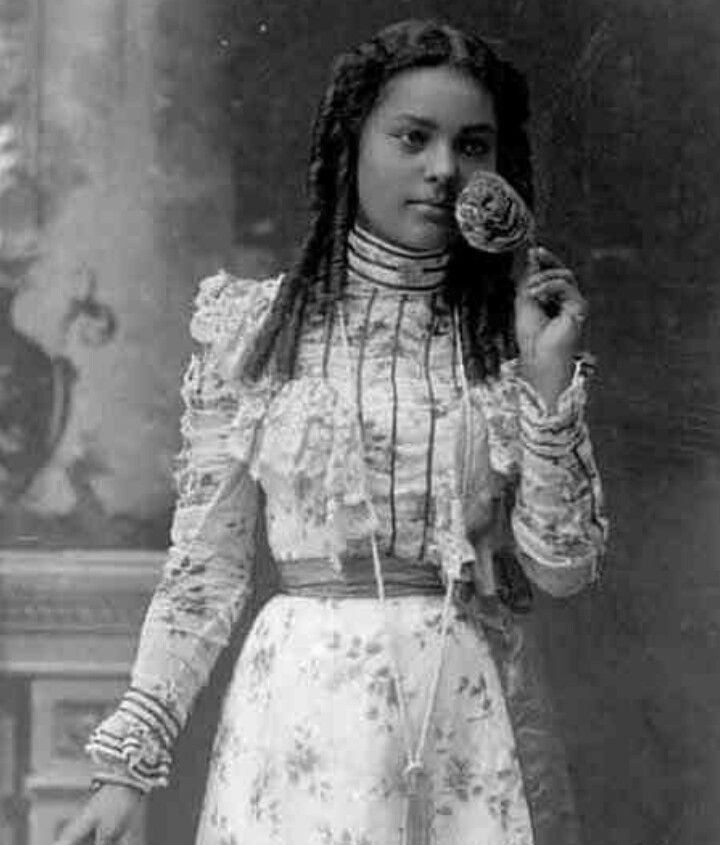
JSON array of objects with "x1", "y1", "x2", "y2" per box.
[
  {"x1": 347, "y1": 224, "x2": 449, "y2": 293},
  {"x1": 85, "y1": 689, "x2": 180, "y2": 792}
]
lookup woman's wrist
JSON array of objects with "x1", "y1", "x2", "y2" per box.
[
  {"x1": 90, "y1": 773, "x2": 148, "y2": 796},
  {"x1": 518, "y1": 357, "x2": 574, "y2": 415}
]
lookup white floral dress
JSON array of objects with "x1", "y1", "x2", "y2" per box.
[{"x1": 87, "y1": 227, "x2": 607, "y2": 845}]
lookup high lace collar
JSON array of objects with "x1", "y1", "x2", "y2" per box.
[{"x1": 347, "y1": 223, "x2": 449, "y2": 293}]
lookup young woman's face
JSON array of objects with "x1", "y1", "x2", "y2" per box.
[{"x1": 356, "y1": 65, "x2": 498, "y2": 252}]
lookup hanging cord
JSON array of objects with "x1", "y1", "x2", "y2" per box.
[
  {"x1": 337, "y1": 305, "x2": 456, "y2": 843},
  {"x1": 453, "y1": 307, "x2": 475, "y2": 503}
]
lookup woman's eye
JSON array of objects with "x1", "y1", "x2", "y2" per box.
[
  {"x1": 397, "y1": 129, "x2": 428, "y2": 151},
  {"x1": 459, "y1": 138, "x2": 493, "y2": 158}
]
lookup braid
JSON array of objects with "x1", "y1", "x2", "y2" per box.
[
  {"x1": 239, "y1": 209, "x2": 327, "y2": 381},
  {"x1": 239, "y1": 18, "x2": 533, "y2": 385},
  {"x1": 319, "y1": 149, "x2": 353, "y2": 373},
  {"x1": 446, "y1": 244, "x2": 518, "y2": 382},
  {"x1": 327, "y1": 149, "x2": 353, "y2": 300}
]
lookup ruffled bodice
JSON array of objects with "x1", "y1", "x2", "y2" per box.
[{"x1": 224, "y1": 274, "x2": 494, "y2": 578}]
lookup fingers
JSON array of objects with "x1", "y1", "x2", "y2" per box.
[
  {"x1": 526, "y1": 245, "x2": 565, "y2": 272},
  {"x1": 517, "y1": 243, "x2": 576, "y2": 293},
  {"x1": 52, "y1": 805, "x2": 97, "y2": 845},
  {"x1": 53, "y1": 785, "x2": 142, "y2": 845},
  {"x1": 516, "y1": 273, "x2": 589, "y2": 340},
  {"x1": 520, "y1": 244, "x2": 576, "y2": 284},
  {"x1": 522, "y1": 274, "x2": 586, "y2": 309},
  {"x1": 517, "y1": 268, "x2": 575, "y2": 301}
]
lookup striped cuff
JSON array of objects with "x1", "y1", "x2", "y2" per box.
[
  {"x1": 515, "y1": 360, "x2": 589, "y2": 459},
  {"x1": 90, "y1": 771, "x2": 148, "y2": 795},
  {"x1": 85, "y1": 687, "x2": 182, "y2": 792}
]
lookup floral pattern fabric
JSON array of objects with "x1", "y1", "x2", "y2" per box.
[
  {"x1": 196, "y1": 595, "x2": 533, "y2": 845},
  {"x1": 87, "y1": 263, "x2": 607, "y2": 845}
]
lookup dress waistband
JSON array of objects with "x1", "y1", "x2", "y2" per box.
[{"x1": 277, "y1": 556, "x2": 444, "y2": 598}]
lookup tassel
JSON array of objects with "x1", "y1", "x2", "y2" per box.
[{"x1": 402, "y1": 763, "x2": 433, "y2": 845}]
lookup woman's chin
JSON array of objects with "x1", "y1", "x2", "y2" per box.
[
  {"x1": 398, "y1": 219, "x2": 455, "y2": 252},
  {"x1": 358, "y1": 215, "x2": 454, "y2": 253}
]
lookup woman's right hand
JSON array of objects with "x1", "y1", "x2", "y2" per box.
[{"x1": 52, "y1": 783, "x2": 145, "y2": 845}]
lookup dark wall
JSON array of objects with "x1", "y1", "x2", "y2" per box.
[{"x1": 153, "y1": 2, "x2": 720, "y2": 844}]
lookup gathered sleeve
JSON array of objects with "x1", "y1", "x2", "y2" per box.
[
  {"x1": 86, "y1": 272, "x2": 280, "y2": 792},
  {"x1": 479, "y1": 357, "x2": 608, "y2": 598}
]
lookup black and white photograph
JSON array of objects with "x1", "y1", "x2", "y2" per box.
[{"x1": 0, "y1": 2, "x2": 718, "y2": 844}]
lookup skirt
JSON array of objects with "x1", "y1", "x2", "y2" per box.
[{"x1": 193, "y1": 592, "x2": 580, "y2": 845}]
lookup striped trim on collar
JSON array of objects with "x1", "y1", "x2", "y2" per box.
[{"x1": 347, "y1": 224, "x2": 449, "y2": 293}]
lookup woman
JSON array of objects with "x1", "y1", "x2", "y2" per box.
[{"x1": 56, "y1": 19, "x2": 607, "y2": 845}]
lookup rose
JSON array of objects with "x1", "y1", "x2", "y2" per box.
[{"x1": 455, "y1": 170, "x2": 533, "y2": 253}]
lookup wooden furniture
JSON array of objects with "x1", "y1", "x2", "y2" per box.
[{"x1": 0, "y1": 551, "x2": 163, "y2": 845}]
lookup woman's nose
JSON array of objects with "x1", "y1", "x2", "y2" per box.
[{"x1": 424, "y1": 141, "x2": 459, "y2": 185}]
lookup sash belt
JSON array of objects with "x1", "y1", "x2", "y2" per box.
[{"x1": 277, "y1": 556, "x2": 444, "y2": 598}]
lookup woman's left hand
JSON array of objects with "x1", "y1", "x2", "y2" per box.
[{"x1": 514, "y1": 246, "x2": 588, "y2": 413}]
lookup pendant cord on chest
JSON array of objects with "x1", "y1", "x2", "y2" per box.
[{"x1": 337, "y1": 305, "x2": 457, "y2": 845}]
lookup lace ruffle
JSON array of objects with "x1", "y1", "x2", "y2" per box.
[
  {"x1": 248, "y1": 376, "x2": 377, "y2": 565},
  {"x1": 187, "y1": 271, "x2": 283, "y2": 465},
  {"x1": 190, "y1": 271, "x2": 281, "y2": 352},
  {"x1": 86, "y1": 687, "x2": 181, "y2": 792},
  {"x1": 188, "y1": 271, "x2": 384, "y2": 564},
  {"x1": 87, "y1": 722, "x2": 171, "y2": 792}
]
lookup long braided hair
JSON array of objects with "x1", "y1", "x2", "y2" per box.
[{"x1": 240, "y1": 19, "x2": 534, "y2": 384}]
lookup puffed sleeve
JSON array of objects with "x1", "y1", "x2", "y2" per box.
[
  {"x1": 479, "y1": 357, "x2": 608, "y2": 598},
  {"x1": 86, "y1": 271, "x2": 281, "y2": 792}
]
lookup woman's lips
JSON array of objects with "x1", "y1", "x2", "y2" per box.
[{"x1": 409, "y1": 200, "x2": 454, "y2": 219}]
